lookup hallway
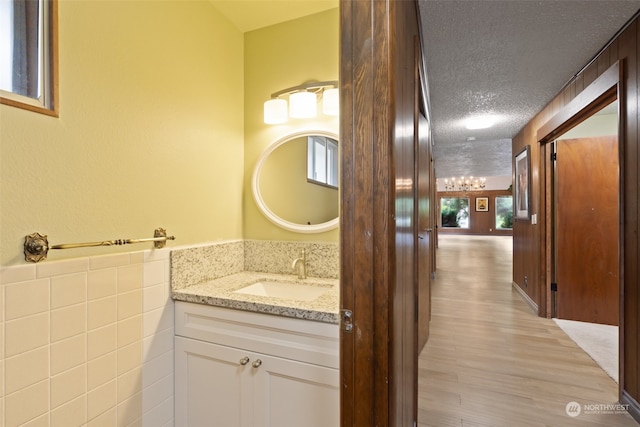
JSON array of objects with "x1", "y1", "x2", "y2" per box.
[{"x1": 418, "y1": 235, "x2": 637, "y2": 427}]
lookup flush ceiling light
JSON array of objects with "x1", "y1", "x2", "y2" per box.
[
  {"x1": 263, "y1": 81, "x2": 338, "y2": 124},
  {"x1": 465, "y1": 115, "x2": 496, "y2": 130}
]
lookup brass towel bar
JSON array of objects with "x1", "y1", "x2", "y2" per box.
[{"x1": 24, "y1": 228, "x2": 175, "y2": 263}]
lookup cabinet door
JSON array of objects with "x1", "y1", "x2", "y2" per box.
[
  {"x1": 175, "y1": 336, "x2": 253, "y2": 427},
  {"x1": 252, "y1": 354, "x2": 339, "y2": 427}
]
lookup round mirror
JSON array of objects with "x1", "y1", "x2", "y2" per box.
[{"x1": 252, "y1": 130, "x2": 339, "y2": 233}]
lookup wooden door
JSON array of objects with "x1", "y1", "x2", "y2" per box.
[
  {"x1": 556, "y1": 135, "x2": 619, "y2": 326},
  {"x1": 417, "y1": 113, "x2": 432, "y2": 351}
]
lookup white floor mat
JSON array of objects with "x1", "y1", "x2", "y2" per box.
[{"x1": 553, "y1": 318, "x2": 618, "y2": 383}]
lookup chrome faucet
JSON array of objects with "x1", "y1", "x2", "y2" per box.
[{"x1": 292, "y1": 248, "x2": 307, "y2": 279}]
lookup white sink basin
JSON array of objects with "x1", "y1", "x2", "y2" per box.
[{"x1": 234, "y1": 281, "x2": 330, "y2": 301}]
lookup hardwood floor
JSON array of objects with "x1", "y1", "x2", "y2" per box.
[{"x1": 418, "y1": 235, "x2": 637, "y2": 427}]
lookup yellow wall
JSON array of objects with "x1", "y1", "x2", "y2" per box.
[
  {"x1": 0, "y1": 0, "x2": 245, "y2": 266},
  {"x1": 243, "y1": 8, "x2": 339, "y2": 241}
]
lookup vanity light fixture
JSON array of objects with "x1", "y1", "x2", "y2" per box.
[
  {"x1": 264, "y1": 98, "x2": 288, "y2": 124},
  {"x1": 263, "y1": 81, "x2": 339, "y2": 124},
  {"x1": 322, "y1": 88, "x2": 339, "y2": 116},
  {"x1": 289, "y1": 91, "x2": 317, "y2": 118}
]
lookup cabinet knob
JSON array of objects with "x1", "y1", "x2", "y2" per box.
[
  {"x1": 239, "y1": 356, "x2": 250, "y2": 366},
  {"x1": 252, "y1": 359, "x2": 262, "y2": 368}
]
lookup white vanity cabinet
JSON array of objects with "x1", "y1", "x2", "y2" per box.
[{"x1": 174, "y1": 301, "x2": 339, "y2": 427}]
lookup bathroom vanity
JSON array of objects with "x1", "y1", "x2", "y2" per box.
[{"x1": 173, "y1": 272, "x2": 339, "y2": 426}]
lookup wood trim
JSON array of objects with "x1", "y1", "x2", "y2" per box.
[
  {"x1": 541, "y1": 142, "x2": 552, "y2": 319},
  {"x1": 340, "y1": 1, "x2": 426, "y2": 425},
  {"x1": 340, "y1": 0, "x2": 358, "y2": 426},
  {"x1": 512, "y1": 281, "x2": 538, "y2": 314},
  {"x1": 339, "y1": 0, "x2": 391, "y2": 424},
  {"x1": 616, "y1": 58, "x2": 627, "y2": 399},
  {"x1": 537, "y1": 61, "x2": 620, "y2": 142},
  {"x1": 412, "y1": 32, "x2": 421, "y2": 421},
  {"x1": 0, "y1": 0, "x2": 59, "y2": 117},
  {"x1": 622, "y1": 390, "x2": 640, "y2": 424},
  {"x1": 616, "y1": 19, "x2": 638, "y2": 401},
  {"x1": 49, "y1": 0, "x2": 59, "y2": 116}
]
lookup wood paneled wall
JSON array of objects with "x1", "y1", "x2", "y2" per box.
[
  {"x1": 437, "y1": 190, "x2": 513, "y2": 236},
  {"x1": 512, "y1": 14, "x2": 640, "y2": 419}
]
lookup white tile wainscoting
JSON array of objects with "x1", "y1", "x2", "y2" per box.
[
  {"x1": 0, "y1": 249, "x2": 174, "y2": 427},
  {"x1": 0, "y1": 238, "x2": 339, "y2": 427}
]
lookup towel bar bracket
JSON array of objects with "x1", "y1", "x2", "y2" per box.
[{"x1": 24, "y1": 228, "x2": 175, "y2": 263}]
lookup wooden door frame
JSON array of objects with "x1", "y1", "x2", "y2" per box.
[
  {"x1": 538, "y1": 61, "x2": 624, "y2": 394},
  {"x1": 339, "y1": 0, "x2": 426, "y2": 425},
  {"x1": 339, "y1": 0, "x2": 394, "y2": 424}
]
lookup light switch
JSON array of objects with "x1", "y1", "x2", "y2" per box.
[{"x1": 531, "y1": 214, "x2": 537, "y2": 225}]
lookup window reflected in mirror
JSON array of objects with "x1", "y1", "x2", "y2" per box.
[
  {"x1": 307, "y1": 135, "x2": 338, "y2": 188},
  {"x1": 0, "y1": 0, "x2": 58, "y2": 116},
  {"x1": 441, "y1": 197, "x2": 470, "y2": 228}
]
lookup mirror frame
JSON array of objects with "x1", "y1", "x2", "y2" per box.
[{"x1": 252, "y1": 129, "x2": 339, "y2": 233}]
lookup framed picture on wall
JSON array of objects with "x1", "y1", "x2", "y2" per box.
[
  {"x1": 475, "y1": 197, "x2": 489, "y2": 212},
  {"x1": 515, "y1": 145, "x2": 531, "y2": 219}
]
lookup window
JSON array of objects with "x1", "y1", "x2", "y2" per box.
[
  {"x1": 307, "y1": 135, "x2": 338, "y2": 188},
  {"x1": 495, "y1": 196, "x2": 513, "y2": 230},
  {"x1": 440, "y1": 197, "x2": 469, "y2": 228},
  {"x1": 0, "y1": 0, "x2": 58, "y2": 116}
]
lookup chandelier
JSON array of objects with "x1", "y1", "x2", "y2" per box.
[{"x1": 443, "y1": 176, "x2": 486, "y2": 191}]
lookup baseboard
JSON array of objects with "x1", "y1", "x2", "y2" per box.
[
  {"x1": 622, "y1": 390, "x2": 640, "y2": 423},
  {"x1": 512, "y1": 281, "x2": 538, "y2": 314}
]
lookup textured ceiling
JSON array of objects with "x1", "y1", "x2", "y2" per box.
[{"x1": 419, "y1": 0, "x2": 640, "y2": 178}]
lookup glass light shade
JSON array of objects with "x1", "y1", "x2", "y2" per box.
[
  {"x1": 322, "y1": 88, "x2": 339, "y2": 116},
  {"x1": 289, "y1": 91, "x2": 317, "y2": 118},
  {"x1": 465, "y1": 115, "x2": 496, "y2": 130},
  {"x1": 264, "y1": 98, "x2": 288, "y2": 124}
]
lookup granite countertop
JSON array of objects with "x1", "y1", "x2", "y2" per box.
[{"x1": 171, "y1": 271, "x2": 339, "y2": 324}]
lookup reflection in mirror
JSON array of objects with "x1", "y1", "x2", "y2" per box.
[
  {"x1": 307, "y1": 135, "x2": 338, "y2": 188},
  {"x1": 252, "y1": 131, "x2": 339, "y2": 233}
]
